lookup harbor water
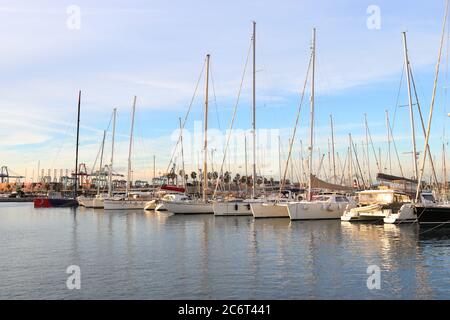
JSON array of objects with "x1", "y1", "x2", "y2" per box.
[{"x1": 0, "y1": 203, "x2": 449, "y2": 299}]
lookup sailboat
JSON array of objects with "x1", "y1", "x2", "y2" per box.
[
  {"x1": 163, "y1": 54, "x2": 213, "y2": 214},
  {"x1": 213, "y1": 21, "x2": 262, "y2": 216},
  {"x1": 252, "y1": 29, "x2": 319, "y2": 219},
  {"x1": 104, "y1": 97, "x2": 149, "y2": 210},
  {"x1": 34, "y1": 91, "x2": 82, "y2": 208},
  {"x1": 283, "y1": 29, "x2": 355, "y2": 220},
  {"x1": 78, "y1": 108, "x2": 118, "y2": 209},
  {"x1": 78, "y1": 129, "x2": 108, "y2": 208},
  {"x1": 414, "y1": 0, "x2": 450, "y2": 226}
]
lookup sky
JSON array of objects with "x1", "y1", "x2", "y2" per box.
[{"x1": 0, "y1": 0, "x2": 449, "y2": 183}]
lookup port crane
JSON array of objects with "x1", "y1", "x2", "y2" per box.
[{"x1": 0, "y1": 166, "x2": 25, "y2": 183}]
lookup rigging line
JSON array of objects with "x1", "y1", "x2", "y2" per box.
[
  {"x1": 391, "y1": 63, "x2": 405, "y2": 133},
  {"x1": 416, "y1": 0, "x2": 449, "y2": 201},
  {"x1": 387, "y1": 113, "x2": 405, "y2": 177},
  {"x1": 49, "y1": 108, "x2": 80, "y2": 169},
  {"x1": 279, "y1": 51, "x2": 313, "y2": 196},
  {"x1": 90, "y1": 111, "x2": 115, "y2": 175},
  {"x1": 165, "y1": 58, "x2": 206, "y2": 175},
  {"x1": 409, "y1": 64, "x2": 439, "y2": 186},
  {"x1": 366, "y1": 119, "x2": 381, "y2": 172},
  {"x1": 213, "y1": 39, "x2": 252, "y2": 198},
  {"x1": 209, "y1": 61, "x2": 222, "y2": 131}
]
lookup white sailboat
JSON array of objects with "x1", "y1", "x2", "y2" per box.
[
  {"x1": 282, "y1": 29, "x2": 351, "y2": 221},
  {"x1": 252, "y1": 28, "x2": 317, "y2": 219},
  {"x1": 163, "y1": 54, "x2": 213, "y2": 214},
  {"x1": 104, "y1": 97, "x2": 148, "y2": 210},
  {"x1": 288, "y1": 194, "x2": 354, "y2": 220},
  {"x1": 78, "y1": 130, "x2": 107, "y2": 208},
  {"x1": 213, "y1": 21, "x2": 259, "y2": 216}
]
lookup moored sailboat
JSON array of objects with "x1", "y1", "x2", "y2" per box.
[{"x1": 34, "y1": 91, "x2": 82, "y2": 208}]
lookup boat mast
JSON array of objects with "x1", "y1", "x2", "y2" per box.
[
  {"x1": 402, "y1": 32, "x2": 419, "y2": 180},
  {"x1": 252, "y1": 21, "x2": 257, "y2": 199},
  {"x1": 108, "y1": 108, "x2": 117, "y2": 197},
  {"x1": 244, "y1": 134, "x2": 248, "y2": 192},
  {"x1": 179, "y1": 117, "x2": 186, "y2": 190},
  {"x1": 308, "y1": 28, "x2": 316, "y2": 201},
  {"x1": 416, "y1": 0, "x2": 448, "y2": 201},
  {"x1": 364, "y1": 114, "x2": 372, "y2": 185},
  {"x1": 97, "y1": 130, "x2": 106, "y2": 195},
  {"x1": 74, "y1": 90, "x2": 81, "y2": 199},
  {"x1": 126, "y1": 96, "x2": 137, "y2": 198},
  {"x1": 278, "y1": 135, "x2": 282, "y2": 185},
  {"x1": 385, "y1": 110, "x2": 392, "y2": 174},
  {"x1": 203, "y1": 54, "x2": 210, "y2": 203},
  {"x1": 330, "y1": 114, "x2": 336, "y2": 184}
]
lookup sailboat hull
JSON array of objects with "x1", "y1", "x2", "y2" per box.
[
  {"x1": 34, "y1": 198, "x2": 79, "y2": 208},
  {"x1": 213, "y1": 201, "x2": 253, "y2": 216},
  {"x1": 103, "y1": 199, "x2": 147, "y2": 210},
  {"x1": 77, "y1": 196, "x2": 104, "y2": 208},
  {"x1": 163, "y1": 201, "x2": 213, "y2": 214},
  {"x1": 251, "y1": 202, "x2": 289, "y2": 218},
  {"x1": 415, "y1": 205, "x2": 450, "y2": 225},
  {"x1": 287, "y1": 202, "x2": 349, "y2": 220}
]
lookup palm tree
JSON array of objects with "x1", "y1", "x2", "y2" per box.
[{"x1": 190, "y1": 171, "x2": 197, "y2": 185}]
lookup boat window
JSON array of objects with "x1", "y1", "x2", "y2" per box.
[
  {"x1": 422, "y1": 194, "x2": 435, "y2": 202},
  {"x1": 359, "y1": 192, "x2": 393, "y2": 204},
  {"x1": 336, "y1": 196, "x2": 348, "y2": 202}
]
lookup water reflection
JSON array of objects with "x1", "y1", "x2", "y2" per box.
[{"x1": 0, "y1": 204, "x2": 448, "y2": 299}]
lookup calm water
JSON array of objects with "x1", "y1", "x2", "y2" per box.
[{"x1": 0, "y1": 203, "x2": 449, "y2": 299}]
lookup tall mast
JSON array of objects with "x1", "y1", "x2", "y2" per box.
[
  {"x1": 97, "y1": 130, "x2": 106, "y2": 195},
  {"x1": 330, "y1": 114, "x2": 336, "y2": 184},
  {"x1": 126, "y1": 96, "x2": 137, "y2": 197},
  {"x1": 108, "y1": 108, "x2": 117, "y2": 197},
  {"x1": 385, "y1": 110, "x2": 392, "y2": 174},
  {"x1": 203, "y1": 54, "x2": 210, "y2": 202},
  {"x1": 179, "y1": 117, "x2": 186, "y2": 190},
  {"x1": 402, "y1": 32, "x2": 419, "y2": 180},
  {"x1": 308, "y1": 28, "x2": 316, "y2": 201},
  {"x1": 153, "y1": 155, "x2": 156, "y2": 184},
  {"x1": 244, "y1": 134, "x2": 248, "y2": 192},
  {"x1": 278, "y1": 135, "x2": 282, "y2": 184},
  {"x1": 74, "y1": 90, "x2": 81, "y2": 198},
  {"x1": 364, "y1": 114, "x2": 372, "y2": 184},
  {"x1": 252, "y1": 21, "x2": 257, "y2": 198}
]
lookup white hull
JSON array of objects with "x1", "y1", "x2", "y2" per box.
[
  {"x1": 155, "y1": 203, "x2": 167, "y2": 211},
  {"x1": 288, "y1": 201, "x2": 349, "y2": 220},
  {"x1": 251, "y1": 202, "x2": 289, "y2": 218},
  {"x1": 341, "y1": 204, "x2": 387, "y2": 222},
  {"x1": 103, "y1": 199, "x2": 147, "y2": 210},
  {"x1": 144, "y1": 200, "x2": 158, "y2": 211},
  {"x1": 163, "y1": 201, "x2": 213, "y2": 214},
  {"x1": 213, "y1": 201, "x2": 254, "y2": 216},
  {"x1": 77, "y1": 196, "x2": 105, "y2": 208},
  {"x1": 383, "y1": 204, "x2": 416, "y2": 224}
]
